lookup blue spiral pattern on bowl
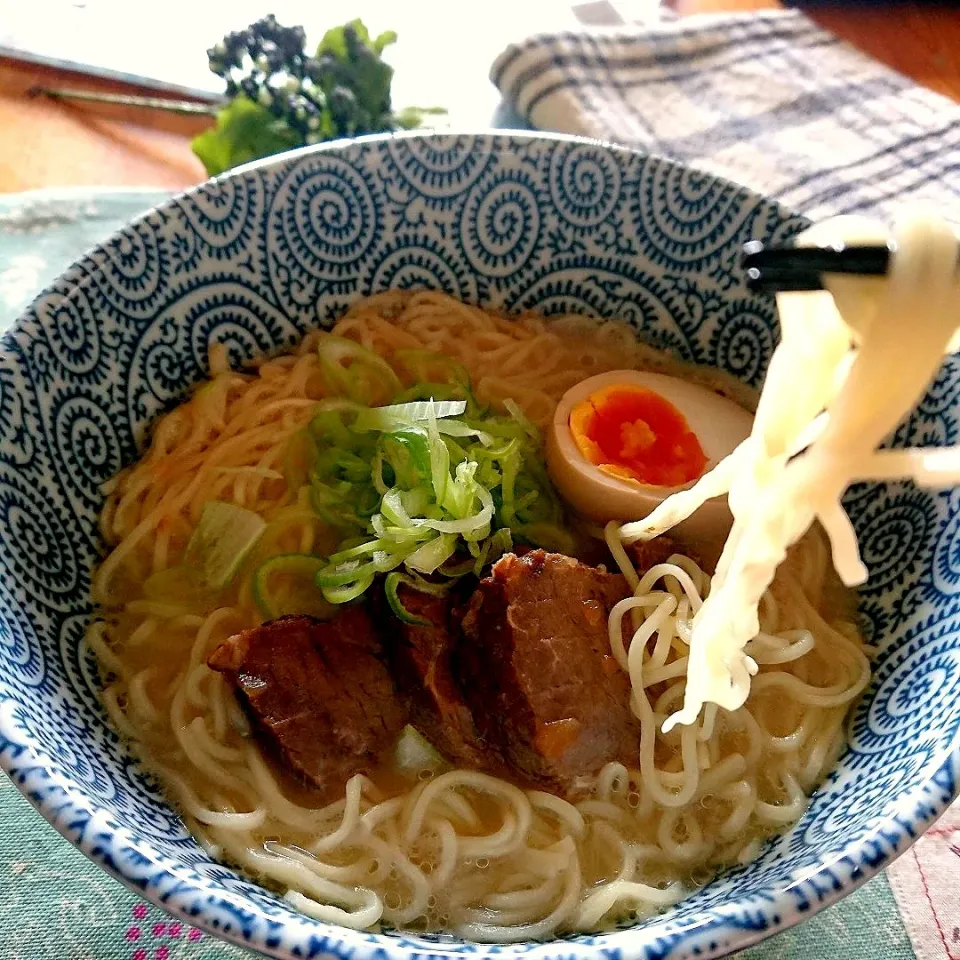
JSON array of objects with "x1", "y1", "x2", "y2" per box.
[{"x1": 0, "y1": 132, "x2": 958, "y2": 960}]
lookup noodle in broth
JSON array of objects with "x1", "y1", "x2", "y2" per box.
[{"x1": 88, "y1": 292, "x2": 869, "y2": 940}]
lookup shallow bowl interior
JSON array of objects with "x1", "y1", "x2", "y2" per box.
[{"x1": 0, "y1": 132, "x2": 958, "y2": 960}]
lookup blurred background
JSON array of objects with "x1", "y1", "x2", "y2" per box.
[{"x1": 1, "y1": 0, "x2": 958, "y2": 192}]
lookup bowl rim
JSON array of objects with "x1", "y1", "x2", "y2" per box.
[{"x1": 1, "y1": 128, "x2": 958, "y2": 960}]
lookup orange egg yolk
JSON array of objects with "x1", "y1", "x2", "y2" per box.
[{"x1": 569, "y1": 385, "x2": 707, "y2": 487}]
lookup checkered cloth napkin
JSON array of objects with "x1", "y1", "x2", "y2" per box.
[
  {"x1": 491, "y1": 7, "x2": 960, "y2": 223},
  {"x1": 492, "y1": 8, "x2": 960, "y2": 959}
]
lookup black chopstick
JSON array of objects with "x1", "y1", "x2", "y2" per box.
[{"x1": 742, "y1": 240, "x2": 892, "y2": 293}]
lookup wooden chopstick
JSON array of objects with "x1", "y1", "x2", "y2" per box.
[{"x1": 27, "y1": 87, "x2": 220, "y2": 116}]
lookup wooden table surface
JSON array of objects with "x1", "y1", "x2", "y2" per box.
[{"x1": 2, "y1": 1, "x2": 959, "y2": 194}]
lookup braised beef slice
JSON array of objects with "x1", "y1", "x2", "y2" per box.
[
  {"x1": 384, "y1": 587, "x2": 494, "y2": 770},
  {"x1": 457, "y1": 550, "x2": 638, "y2": 789},
  {"x1": 207, "y1": 610, "x2": 407, "y2": 796}
]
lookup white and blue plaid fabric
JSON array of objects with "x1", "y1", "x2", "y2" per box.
[{"x1": 491, "y1": 8, "x2": 960, "y2": 222}]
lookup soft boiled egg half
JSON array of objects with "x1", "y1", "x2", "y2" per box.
[{"x1": 546, "y1": 370, "x2": 753, "y2": 547}]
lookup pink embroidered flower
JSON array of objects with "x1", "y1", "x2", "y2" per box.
[{"x1": 124, "y1": 899, "x2": 204, "y2": 956}]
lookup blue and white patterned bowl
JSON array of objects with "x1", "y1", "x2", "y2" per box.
[{"x1": 0, "y1": 132, "x2": 958, "y2": 960}]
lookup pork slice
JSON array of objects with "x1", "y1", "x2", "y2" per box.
[
  {"x1": 625, "y1": 535, "x2": 693, "y2": 574},
  {"x1": 384, "y1": 587, "x2": 494, "y2": 770},
  {"x1": 457, "y1": 550, "x2": 638, "y2": 790},
  {"x1": 208, "y1": 609, "x2": 407, "y2": 797}
]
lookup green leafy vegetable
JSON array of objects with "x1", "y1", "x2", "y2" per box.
[
  {"x1": 192, "y1": 96, "x2": 301, "y2": 178},
  {"x1": 194, "y1": 14, "x2": 446, "y2": 176}
]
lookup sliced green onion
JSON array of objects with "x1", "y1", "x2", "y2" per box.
[
  {"x1": 442, "y1": 459, "x2": 476, "y2": 519},
  {"x1": 503, "y1": 398, "x2": 539, "y2": 440},
  {"x1": 394, "y1": 724, "x2": 448, "y2": 773},
  {"x1": 499, "y1": 448, "x2": 521, "y2": 526},
  {"x1": 400, "y1": 486, "x2": 431, "y2": 518},
  {"x1": 371, "y1": 513, "x2": 433, "y2": 545},
  {"x1": 185, "y1": 501, "x2": 266, "y2": 589},
  {"x1": 269, "y1": 347, "x2": 571, "y2": 610},
  {"x1": 308, "y1": 398, "x2": 365, "y2": 442},
  {"x1": 315, "y1": 558, "x2": 377, "y2": 587},
  {"x1": 370, "y1": 453, "x2": 389, "y2": 496},
  {"x1": 372, "y1": 548, "x2": 411, "y2": 572},
  {"x1": 326, "y1": 538, "x2": 390, "y2": 564},
  {"x1": 317, "y1": 336, "x2": 402, "y2": 406},
  {"x1": 253, "y1": 554, "x2": 335, "y2": 620},
  {"x1": 406, "y1": 533, "x2": 457, "y2": 574},
  {"x1": 403, "y1": 572, "x2": 451, "y2": 597},
  {"x1": 381, "y1": 429, "x2": 431, "y2": 488},
  {"x1": 424, "y1": 484, "x2": 494, "y2": 537},
  {"x1": 384, "y1": 572, "x2": 431, "y2": 625},
  {"x1": 321, "y1": 573, "x2": 375, "y2": 604},
  {"x1": 353, "y1": 399, "x2": 466, "y2": 432},
  {"x1": 426, "y1": 409, "x2": 450, "y2": 507},
  {"x1": 380, "y1": 488, "x2": 416, "y2": 529},
  {"x1": 437, "y1": 420, "x2": 495, "y2": 446}
]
